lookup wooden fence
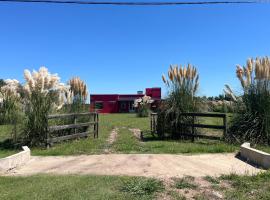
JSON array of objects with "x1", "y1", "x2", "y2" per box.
[
  {"x1": 46, "y1": 112, "x2": 99, "y2": 147},
  {"x1": 151, "y1": 112, "x2": 227, "y2": 140}
]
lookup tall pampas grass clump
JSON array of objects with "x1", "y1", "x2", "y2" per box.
[
  {"x1": 228, "y1": 57, "x2": 270, "y2": 144},
  {"x1": 23, "y1": 67, "x2": 71, "y2": 146},
  {"x1": 68, "y1": 77, "x2": 88, "y2": 113},
  {"x1": 157, "y1": 64, "x2": 201, "y2": 139},
  {"x1": 69, "y1": 77, "x2": 88, "y2": 102},
  {"x1": 0, "y1": 79, "x2": 23, "y2": 140}
]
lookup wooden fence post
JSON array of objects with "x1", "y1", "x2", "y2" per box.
[
  {"x1": 150, "y1": 114, "x2": 153, "y2": 133},
  {"x1": 46, "y1": 129, "x2": 50, "y2": 149},
  {"x1": 93, "y1": 113, "x2": 96, "y2": 138},
  {"x1": 192, "y1": 115, "x2": 195, "y2": 142},
  {"x1": 223, "y1": 114, "x2": 227, "y2": 138},
  {"x1": 74, "y1": 114, "x2": 78, "y2": 139},
  {"x1": 96, "y1": 113, "x2": 99, "y2": 138}
]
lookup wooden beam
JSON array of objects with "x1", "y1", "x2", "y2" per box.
[
  {"x1": 46, "y1": 131, "x2": 93, "y2": 143},
  {"x1": 48, "y1": 122, "x2": 97, "y2": 132},
  {"x1": 48, "y1": 112, "x2": 97, "y2": 119}
]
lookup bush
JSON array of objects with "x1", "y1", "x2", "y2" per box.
[
  {"x1": 227, "y1": 57, "x2": 270, "y2": 144},
  {"x1": 134, "y1": 96, "x2": 153, "y2": 118},
  {"x1": 157, "y1": 64, "x2": 201, "y2": 139},
  {"x1": 22, "y1": 67, "x2": 72, "y2": 146},
  {"x1": 0, "y1": 79, "x2": 24, "y2": 141},
  {"x1": 0, "y1": 68, "x2": 89, "y2": 147}
]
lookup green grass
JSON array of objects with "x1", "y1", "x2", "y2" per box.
[
  {"x1": 119, "y1": 177, "x2": 164, "y2": 196},
  {"x1": 220, "y1": 171, "x2": 270, "y2": 200},
  {"x1": 1, "y1": 171, "x2": 270, "y2": 200},
  {"x1": 0, "y1": 113, "x2": 241, "y2": 156},
  {"x1": 203, "y1": 175, "x2": 220, "y2": 184},
  {"x1": 3, "y1": 113, "x2": 270, "y2": 156},
  {"x1": 252, "y1": 145, "x2": 270, "y2": 154},
  {"x1": 113, "y1": 127, "x2": 238, "y2": 154},
  {"x1": 0, "y1": 175, "x2": 163, "y2": 200}
]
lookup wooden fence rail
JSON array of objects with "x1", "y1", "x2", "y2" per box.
[
  {"x1": 46, "y1": 112, "x2": 99, "y2": 147},
  {"x1": 151, "y1": 112, "x2": 227, "y2": 140}
]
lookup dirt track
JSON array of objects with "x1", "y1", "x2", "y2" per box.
[{"x1": 4, "y1": 153, "x2": 262, "y2": 178}]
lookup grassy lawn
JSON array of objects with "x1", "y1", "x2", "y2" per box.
[
  {"x1": 0, "y1": 175, "x2": 163, "y2": 200},
  {"x1": 2, "y1": 113, "x2": 270, "y2": 156},
  {"x1": 112, "y1": 127, "x2": 238, "y2": 154},
  {"x1": 1, "y1": 171, "x2": 270, "y2": 200}
]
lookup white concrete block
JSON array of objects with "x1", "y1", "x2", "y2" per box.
[
  {"x1": 240, "y1": 142, "x2": 270, "y2": 169},
  {"x1": 0, "y1": 146, "x2": 31, "y2": 172}
]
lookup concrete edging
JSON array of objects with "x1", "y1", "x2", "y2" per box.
[
  {"x1": 0, "y1": 146, "x2": 31, "y2": 172},
  {"x1": 240, "y1": 142, "x2": 270, "y2": 169}
]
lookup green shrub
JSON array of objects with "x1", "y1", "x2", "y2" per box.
[
  {"x1": 134, "y1": 96, "x2": 153, "y2": 118},
  {"x1": 157, "y1": 64, "x2": 201, "y2": 139},
  {"x1": 227, "y1": 57, "x2": 270, "y2": 144},
  {"x1": 0, "y1": 79, "x2": 24, "y2": 141},
  {"x1": 22, "y1": 67, "x2": 72, "y2": 146}
]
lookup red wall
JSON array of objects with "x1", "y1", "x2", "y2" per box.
[
  {"x1": 146, "y1": 88, "x2": 161, "y2": 99},
  {"x1": 90, "y1": 88, "x2": 161, "y2": 113},
  {"x1": 90, "y1": 94, "x2": 119, "y2": 113}
]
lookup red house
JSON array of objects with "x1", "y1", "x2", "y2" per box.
[{"x1": 90, "y1": 87, "x2": 161, "y2": 113}]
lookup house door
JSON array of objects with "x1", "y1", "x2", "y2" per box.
[
  {"x1": 128, "y1": 101, "x2": 135, "y2": 112},
  {"x1": 119, "y1": 101, "x2": 128, "y2": 112}
]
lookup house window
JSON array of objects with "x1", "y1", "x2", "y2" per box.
[{"x1": 95, "y1": 102, "x2": 103, "y2": 109}]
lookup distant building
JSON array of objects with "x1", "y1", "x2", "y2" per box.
[{"x1": 90, "y1": 87, "x2": 161, "y2": 113}]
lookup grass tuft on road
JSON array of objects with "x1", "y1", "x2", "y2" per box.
[
  {"x1": 173, "y1": 176, "x2": 198, "y2": 190},
  {"x1": 119, "y1": 177, "x2": 164, "y2": 196}
]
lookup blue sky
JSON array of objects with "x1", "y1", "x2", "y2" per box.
[{"x1": 1, "y1": 1, "x2": 270, "y2": 99}]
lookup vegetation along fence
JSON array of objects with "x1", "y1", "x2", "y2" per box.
[
  {"x1": 151, "y1": 112, "x2": 227, "y2": 141},
  {"x1": 46, "y1": 112, "x2": 99, "y2": 147}
]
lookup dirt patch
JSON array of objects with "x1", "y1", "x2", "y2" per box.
[
  {"x1": 160, "y1": 176, "x2": 230, "y2": 200},
  {"x1": 5, "y1": 153, "x2": 263, "y2": 178},
  {"x1": 129, "y1": 128, "x2": 142, "y2": 140},
  {"x1": 104, "y1": 128, "x2": 119, "y2": 154}
]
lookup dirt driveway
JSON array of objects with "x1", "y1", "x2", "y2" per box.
[{"x1": 4, "y1": 153, "x2": 262, "y2": 178}]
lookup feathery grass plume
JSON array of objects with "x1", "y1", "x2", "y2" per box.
[
  {"x1": 134, "y1": 95, "x2": 154, "y2": 117},
  {"x1": 228, "y1": 56, "x2": 270, "y2": 145},
  {"x1": 157, "y1": 63, "x2": 201, "y2": 139},
  {"x1": 68, "y1": 77, "x2": 88, "y2": 102},
  {"x1": 23, "y1": 67, "x2": 70, "y2": 110},
  {"x1": 163, "y1": 64, "x2": 199, "y2": 98},
  {"x1": 68, "y1": 77, "x2": 88, "y2": 113},
  {"x1": 162, "y1": 74, "x2": 167, "y2": 84},
  {"x1": 223, "y1": 84, "x2": 237, "y2": 102},
  {"x1": 0, "y1": 79, "x2": 20, "y2": 99},
  {"x1": 23, "y1": 67, "x2": 71, "y2": 146}
]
